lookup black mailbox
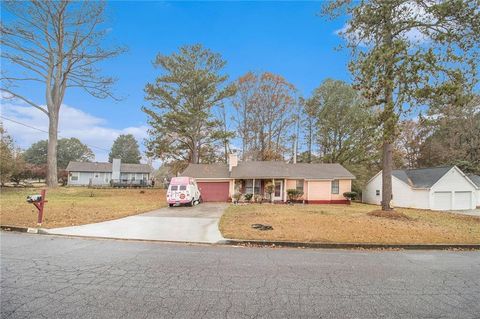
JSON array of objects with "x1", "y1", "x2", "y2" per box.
[{"x1": 26, "y1": 195, "x2": 42, "y2": 203}]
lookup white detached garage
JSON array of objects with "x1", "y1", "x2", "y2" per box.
[{"x1": 363, "y1": 166, "x2": 479, "y2": 211}]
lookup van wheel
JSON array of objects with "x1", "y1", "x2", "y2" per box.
[
  {"x1": 169, "y1": 204, "x2": 174, "y2": 207},
  {"x1": 188, "y1": 199, "x2": 194, "y2": 207}
]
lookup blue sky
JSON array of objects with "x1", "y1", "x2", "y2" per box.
[{"x1": 1, "y1": 1, "x2": 349, "y2": 163}]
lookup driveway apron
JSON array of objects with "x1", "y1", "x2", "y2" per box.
[{"x1": 47, "y1": 203, "x2": 227, "y2": 243}]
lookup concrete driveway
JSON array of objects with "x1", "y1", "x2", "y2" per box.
[
  {"x1": 47, "y1": 203, "x2": 227, "y2": 243},
  {"x1": 449, "y1": 208, "x2": 480, "y2": 217}
]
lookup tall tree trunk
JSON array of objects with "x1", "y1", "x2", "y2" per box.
[
  {"x1": 381, "y1": 12, "x2": 395, "y2": 211},
  {"x1": 191, "y1": 140, "x2": 199, "y2": 164},
  {"x1": 381, "y1": 141, "x2": 393, "y2": 210},
  {"x1": 308, "y1": 120, "x2": 312, "y2": 163},
  {"x1": 46, "y1": 112, "x2": 59, "y2": 187},
  {"x1": 381, "y1": 78, "x2": 396, "y2": 211}
]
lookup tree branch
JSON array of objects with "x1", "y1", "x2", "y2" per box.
[{"x1": 0, "y1": 88, "x2": 49, "y2": 116}]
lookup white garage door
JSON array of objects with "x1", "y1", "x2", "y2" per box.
[
  {"x1": 454, "y1": 191, "x2": 472, "y2": 210},
  {"x1": 433, "y1": 192, "x2": 451, "y2": 210}
]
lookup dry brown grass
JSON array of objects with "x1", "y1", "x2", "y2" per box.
[
  {"x1": 367, "y1": 210, "x2": 411, "y2": 220},
  {"x1": 0, "y1": 187, "x2": 166, "y2": 228},
  {"x1": 219, "y1": 203, "x2": 480, "y2": 244}
]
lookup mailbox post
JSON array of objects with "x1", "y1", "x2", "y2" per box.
[{"x1": 27, "y1": 189, "x2": 47, "y2": 226}]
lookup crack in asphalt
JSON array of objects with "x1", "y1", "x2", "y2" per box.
[{"x1": 1, "y1": 232, "x2": 479, "y2": 319}]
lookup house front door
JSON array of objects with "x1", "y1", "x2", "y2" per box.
[{"x1": 273, "y1": 180, "x2": 283, "y2": 201}]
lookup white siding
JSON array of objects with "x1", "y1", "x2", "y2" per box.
[
  {"x1": 362, "y1": 172, "x2": 429, "y2": 209},
  {"x1": 68, "y1": 171, "x2": 111, "y2": 186},
  {"x1": 429, "y1": 168, "x2": 476, "y2": 210},
  {"x1": 364, "y1": 167, "x2": 477, "y2": 211},
  {"x1": 362, "y1": 172, "x2": 382, "y2": 205},
  {"x1": 391, "y1": 177, "x2": 429, "y2": 209}
]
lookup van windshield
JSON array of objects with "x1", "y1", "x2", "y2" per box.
[
  {"x1": 170, "y1": 185, "x2": 178, "y2": 191},
  {"x1": 179, "y1": 185, "x2": 187, "y2": 191}
]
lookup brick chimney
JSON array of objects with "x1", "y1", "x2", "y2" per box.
[{"x1": 228, "y1": 153, "x2": 238, "y2": 172}]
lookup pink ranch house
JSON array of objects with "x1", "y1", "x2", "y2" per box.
[{"x1": 181, "y1": 154, "x2": 355, "y2": 203}]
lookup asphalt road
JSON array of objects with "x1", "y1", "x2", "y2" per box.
[{"x1": 1, "y1": 232, "x2": 479, "y2": 319}]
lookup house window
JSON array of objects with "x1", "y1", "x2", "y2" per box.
[
  {"x1": 245, "y1": 180, "x2": 260, "y2": 194},
  {"x1": 331, "y1": 180, "x2": 339, "y2": 194},
  {"x1": 70, "y1": 172, "x2": 79, "y2": 181},
  {"x1": 296, "y1": 180, "x2": 304, "y2": 192},
  {"x1": 376, "y1": 190, "x2": 380, "y2": 196}
]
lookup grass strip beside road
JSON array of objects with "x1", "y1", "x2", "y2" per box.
[{"x1": 219, "y1": 203, "x2": 480, "y2": 244}]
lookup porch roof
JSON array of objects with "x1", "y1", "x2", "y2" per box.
[{"x1": 181, "y1": 163, "x2": 230, "y2": 179}]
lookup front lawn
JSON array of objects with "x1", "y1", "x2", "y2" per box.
[
  {"x1": 219, "y1": 203, "x2": 480, "y2": 244},
  {"x1": 0, "y1": 187, "x2": 166, "y2": 228}
]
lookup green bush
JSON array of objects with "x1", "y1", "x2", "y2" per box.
[
  {"x1": 343, "y1": 191, "x2": 357, "y2": 200},
  {"x1": 287, "y1": 189, "x2": 303, "y2": 202},
  {"x1": 244, "y1": 193, "x2": 253, "y2": 201}
]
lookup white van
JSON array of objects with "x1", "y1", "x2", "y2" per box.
[{"x1": 167, "y1": 177, "x2": 201, "y2": 207}]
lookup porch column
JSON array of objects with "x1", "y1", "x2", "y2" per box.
[
  {"x1": 284, "y1": 178, "x2": 287, "y2": 203},
  {"x1": 252, "y1": 179, "x2": 255, "y2": 197},
  {"x1": 230, "y1": 179, "x2": 235, "y2": 200},
  {"x1": 272, "y1": 178, "x2": 275, "y2": 203}
]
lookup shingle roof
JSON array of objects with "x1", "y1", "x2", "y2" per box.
[
  {"x1": 181, "y1": 161, "x2": 355, "y2": 179},
  {"x1": 392, "y1": 166, "x2": 453, "y2": 188},
  {"x1": 181, "y1": 163, "x2": 230, "y2": 179},
  {"x1": 467, "y1": 174, "x2": 480, "y2": 188},
  {"x1": 66, "y1": 161, "x2": 152, "y2": 173}
]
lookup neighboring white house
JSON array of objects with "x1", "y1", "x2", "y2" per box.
[
  {"x1": 66, "y1": 158, "x2": 152, "y2": 187},
  {"x1": 363, "y1": 166, "x2": 479, "y2": 211}
]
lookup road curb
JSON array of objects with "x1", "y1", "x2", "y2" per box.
[
  {"x1": 0, "y1": 225, "x2": 49, "y2": 234},
  {"x1": 1, "y1": 225, "x2": 29, "y2": 232},
  {"x1": 0, "y1": 225, "x2": 48, "y2": 235},
  {"x1": 223, "y1": 239, "x2": 480, "y2": 250},
  {"x1": 2, "y1": 225, "x2": 479, "y2": 250}
]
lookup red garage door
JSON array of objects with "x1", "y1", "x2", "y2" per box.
[{"x1": 197, "y1": 182, "x2": 229, "y2": 202}]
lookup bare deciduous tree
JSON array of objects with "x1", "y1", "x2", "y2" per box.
[
  {"x1": 396, "y1": 120, "x2": 426, "y2": 169},
  {"x1": 232, "y1": 72, "x2": 297, "y2": 161},
  {"x1": 1, "y1": 1, "x2": 125, "y2": 187}
]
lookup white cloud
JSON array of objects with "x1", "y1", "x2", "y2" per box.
[{"x1": 0, "y1": 98, "x2": 150, "y2": 163}]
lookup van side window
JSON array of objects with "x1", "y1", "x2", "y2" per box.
[
  {"x1": 170, "y1": 186, "x2": 178, "y2": 191},
  {"x1": 179, "y1": 185, "x2": 187, "y2": 190}
]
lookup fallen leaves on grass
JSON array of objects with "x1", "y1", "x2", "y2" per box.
[
  {"x1": 367, "y1": 210, "x2": 411, "y2": 221},
  {"x1": 219, "y1": 203, "x2": 480, "y2": 244},
  {"x1": 0, "y1": 187, "x2": 166, "y2": 228}
]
